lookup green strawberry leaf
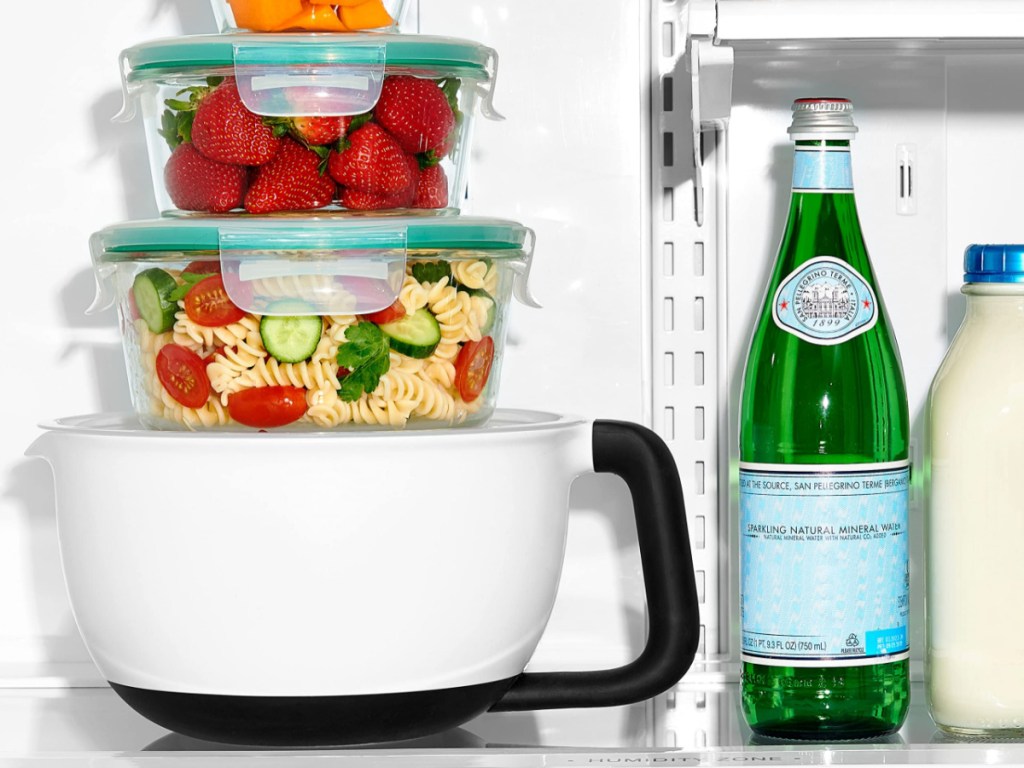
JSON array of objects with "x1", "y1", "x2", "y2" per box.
[
  {"x1": 206, "y1": 76, "x2": 225, "y2": 88},
  {"x1": 160, "y1": 85, "x2": 210, "y2": 149},
  {"x1": 263, "y1": 117, "x2": 292, "y2": 139},
  {"x1": 166, "y1": 85, "x2": 208, "y2": 111},
  {"x1": 349, "y1": 112, "x2": 374, "y2": 133},
  {"x1": 336, "y1": 322, "x2": 391, "y2": 402},
  {"x1": 158, "y1": 109, "x2": 182, "y2": 151},
  {"x1": 164, "y1": 98, "x2": 194, "y2": 111},
  {"x1": 437, "y1": 78, "x2": 462, "y2": 114},
  {"x1": 310, "y1": 144, "x2": 332, "y2": 176},
  {"x1": 411, "y1": 261, "x2": 452, "y2": 285},
  {"x1": 177, "y1": 110, "x2": 196, "y2": 145}
]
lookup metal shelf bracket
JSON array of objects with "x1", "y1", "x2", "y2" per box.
[{"x1": 685, "y1": 0, "x2": 734, "y2": 225}]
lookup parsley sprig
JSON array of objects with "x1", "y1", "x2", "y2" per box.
[
  {"x1": 411, "y1": 261, "x2": 452, "y2": 284},
  {"x1": 168, "y1": 271, "x2": 216, "y2": 303},
  {"x1": 337, "y1": 322, "x2": 391, "y2": 402}
]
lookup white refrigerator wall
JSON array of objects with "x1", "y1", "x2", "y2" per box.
[{"x1": 0, "y1": 0, "x2": 651, "y2": 680}]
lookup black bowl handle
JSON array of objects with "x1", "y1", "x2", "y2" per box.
[{"x1": 490, "y1": 419, "x2": 701, "y2": 712}]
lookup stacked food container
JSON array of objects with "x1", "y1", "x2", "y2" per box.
[
  {"x1": 27, "y1": 0, "x2": 701, "y2": 750},
  {"x1": 99, "y1": 12, "x2": 526, "y2": 430}
]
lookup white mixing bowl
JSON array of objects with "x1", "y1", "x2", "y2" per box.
[{"x1": 28, "y1": 410, "x2": 699, "y2": 746}]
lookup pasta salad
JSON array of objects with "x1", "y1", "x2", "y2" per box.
[{"x1": 127, "y1": 256, "x2": 501, "y2": 430}]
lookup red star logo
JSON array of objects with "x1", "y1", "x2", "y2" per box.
[
  {"x1": 779, "y1": 300, "x2": 789, "y2": 311},
  {"x1": 863, "y1": 299, "x2": 871, "y2": 309}
]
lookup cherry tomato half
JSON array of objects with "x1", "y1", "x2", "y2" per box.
[
  {"x1": 156, "y1": 344, "x2": 211, "y2": 409},
  {"x1": 184, "y1": 275, "x2": 245, "y2": 328},
  {"x1": 227, "y1": 386, "x2": 308, "y2": 429},
  {"x1": 361, "y1": 299, "x2": 406, "y2": 325},
  {"x1": 454, "y1": 336, "x2": 494, "y2": 403}
]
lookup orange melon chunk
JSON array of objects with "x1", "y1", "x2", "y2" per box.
[
  {"x1": 339, "y1": 0, "x2": 394, "y2": 29},
  {"x1": 227, "y1": 0, "x2": 305, "y2": 31},
  {"x1": 273, "y1": 2, "x2": 350, "y2": 31}
]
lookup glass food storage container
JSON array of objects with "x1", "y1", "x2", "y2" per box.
[
  {"x1": 90, "y1": 216, "x2": 536, "y2": 431},
  {"x1": 118, "y1": 34, "x2": 499, "y2": 215},
  {"x1": 212, "y1": 0, "x2": 408, "y2": 34}
]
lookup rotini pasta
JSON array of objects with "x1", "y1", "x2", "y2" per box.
[
  {"x1": 451, "y1": 260, "x2": 489, "y2": 290},
  {"x1": 248, "y1": 273, "x2": 348, "y2": 309},
  {"x1": 173, "y1": 309, "x2": 261, "y2": 355},
  {"x1": 482, "y1": 263, "x2": 500, "y2": 296},
  {"x1": 304, "y1": 386, "x2": 418, "y2": 428},
  {"x1": 424, "y1": 279, "x2": 473, "y2": 344},
  {"x1": 398, "y1": 274, "x2": 430, "y2": 315},
  {"x1": 231, "y1": 356, "x2": 342, "y2": 393},
  {"x1": 130, "y1": 257, "x2": 503, "y2": 430}
]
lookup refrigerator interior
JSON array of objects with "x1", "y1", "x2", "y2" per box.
[{"x1": 5, "y1": 0, "x2": 1024, "y2": 762}]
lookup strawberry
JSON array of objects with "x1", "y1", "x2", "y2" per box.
[
  {"x1": 340, "y1": 188, "x2": 408, "y2": 211},
  {"x1": 290, "y1": 115, "x2": 351, "y2": 146},
  {"x1": 340, "y1": 154, "x2": 421, "y2": 211},
  {"x1": 394, "y1": 154, "x2": 421, "y2": 207},
  {"x1": 327, "y1": 123, "x2": 412, "y2": 195},
  {"x1": 413, "y1": 164, "x2": 448, "y2": 209},
  {"x1": 244, "y1": 138, "x2": 336, "y2": 214},
  {"x1": 191, "y1": 79, "x2": 281, "y2": 166},
  {"x1": 374, "y1": 76, "x2": 456, "y2": 154},
  {"x1": 164, "y1": 143, "x2": 248, "y2": 213}
]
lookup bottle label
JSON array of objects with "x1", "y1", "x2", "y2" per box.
[
  {"x1": 739, "y1": 462, "x2": 910, "y2": 668},
  {"x1": 792, "y1": 146, "x2": 853, "y2": 192},
  {"x1": 773, "y1": 256, "x2": 878, "y2": 345}
]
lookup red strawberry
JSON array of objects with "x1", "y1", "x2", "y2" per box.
[
  {"x1": 432, "y1": 126, "x2": 458, "y2": 162},
  {"x1": 164, "y1": 143, "x2": 248, "y2": 213},
  {"x1": 327, "y1": 123, "x2": 412, "y2": 195},
  {"x1": 340, "y1": 188, "x2": 407, "y2": 211},
  {"x1": 191, "y1": 79, "x2": 281, "y2": 166},
  {"x1": 374, "y1": 76, "x2": 456, "y2": 154},
  {"x1": 340, "y1": 154, "x2": 421, "y2": 211},
  {"x1": 290, "y1": 115, "x2": 351, "y2": 146},
  {"x1": 413, "y1": 164, "x2": 448, "y2": 209},
  {"x1": 394, "y1": 154, "x2": 421, "y2": 207},
  {"x1": 244, "y1": 138, "x2": 336, "y2": 214}
]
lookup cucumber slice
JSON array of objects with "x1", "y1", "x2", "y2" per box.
[
  {"x1": 457, "y1": 286, "x2": 496, "y2": 335},
  {"x1": 379, "y1": 308, "x2": 441, "y2": 359},
  {"x1": 260, "y1": 311, "x2": 323, "y2": 363},
  {"x1": 133, "y1": 268, "x2": 179, "y2": 334}
]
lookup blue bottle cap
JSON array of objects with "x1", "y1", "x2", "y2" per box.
[{"x1": 964, "y1": 244, "x2": 1024, "y2": 283}]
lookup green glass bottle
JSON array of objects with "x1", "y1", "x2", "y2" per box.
[{"x1": 738, "y1": 98, "x2": 910, "y2": 740}]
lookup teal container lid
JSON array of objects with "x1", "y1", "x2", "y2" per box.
[
  {"x1": 90, "y1": 216, "x2": 538, "y2": 316},
  {"x1": 964, "y1": 244, "x2": 1024, "y2": 283},
  {"x1": 122, "y1": 33, "x2": 495, "y2": 80},
  {"x1": 92, "y1": 216, "x2": 531, "y2": 257}
]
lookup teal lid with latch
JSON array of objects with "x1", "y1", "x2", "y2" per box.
[
  {"x1": 122, "y1": 33, "x2": 495, "y2": 80},
  {"x1": 90, "y1": 216, "x2": 537, "y2": 317},
  {"x1": 119, "y1": 34, "x2": 500, "y2": 124},
  {"x1": 93, "y1": 216, "x2": 530, "y2": 256}
]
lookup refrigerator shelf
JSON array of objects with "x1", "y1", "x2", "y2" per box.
[
  {"x1": 717, "y1": 0, "x2": 1024, "y2": 45},
  {"x1": 2, "y1": 679, "x2": 1023, "y2": 766}
]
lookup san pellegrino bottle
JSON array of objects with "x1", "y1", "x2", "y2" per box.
[{"x1": 738, "y1": 98, "x2": 911, "y2": 739}]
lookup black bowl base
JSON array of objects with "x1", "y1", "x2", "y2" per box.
[{"x1": 110, "y1": 676, "x2": 518, "y2": 747}]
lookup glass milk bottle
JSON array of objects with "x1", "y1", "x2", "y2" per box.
[
  {"x1": 927, "y1": 244, "x2": 1024, "y2": 737},
  {"x1": 739, "y1": 98, "x2": 911, "y2": 740}
]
